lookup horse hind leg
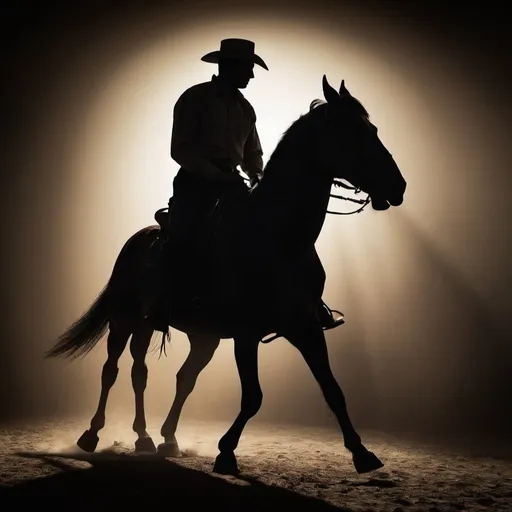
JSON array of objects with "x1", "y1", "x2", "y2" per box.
[
  {"x1": 158, "y1": 334, "x2": 220, "y2": 457},
  {"x1": 77, "y1": 321, "x2": 131, "y2": 452},
  {"x1": 130, "y1": 322, "x2": 157, "y2": 453}
]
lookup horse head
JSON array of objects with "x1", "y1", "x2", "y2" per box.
[{"x1": 310, "y1": 75, "x2": 407, "y2": 211}]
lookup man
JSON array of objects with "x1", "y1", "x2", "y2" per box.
[{"x1": 152, "y1": 38, "x2": 343, "y2": 333}]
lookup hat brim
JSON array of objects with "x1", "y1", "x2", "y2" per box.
[{"x1": 201, "y1": 51, "x2": 269, "y2": 71}]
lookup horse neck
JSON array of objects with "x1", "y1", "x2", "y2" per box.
[{"x1": 252, "y1": 144, "x2": 333, "y2": 257}]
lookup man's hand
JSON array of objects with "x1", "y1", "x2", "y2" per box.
[{"x1": 249, "y1": 173, "x2": 263, "y2": 189}]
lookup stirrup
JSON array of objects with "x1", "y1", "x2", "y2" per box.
[
  {"x1": 322, "y1": 309, "x2": 345, "y2": 330},
  {"x1": 261, "y1": 332, "x2": 282, "y2": 344}
]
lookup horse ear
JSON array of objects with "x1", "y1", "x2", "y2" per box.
[
  {"x1": 339, "y1": 79, "x2": 349, "y2": 96},
  {"x1": 322, "y1": 75, "x2": 339, "y2": 104}
]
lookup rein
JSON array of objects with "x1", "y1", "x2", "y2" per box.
[{"x1": 240, "y1": 175, "x2": 371, "y2": 217}]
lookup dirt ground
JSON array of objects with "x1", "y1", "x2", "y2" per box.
[{"x1": 0, "y1": 417, "x2": 511, "y2": 511}]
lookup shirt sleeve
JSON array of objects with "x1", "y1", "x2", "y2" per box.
[
  {"x1": 170, "y1": 89, "x2": 220, "y2": 179},
  {"x1": 241, "y1": 113, "x2": 264, "y2": 180}
]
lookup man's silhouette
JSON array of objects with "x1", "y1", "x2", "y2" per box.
[{"x1": 152, "y1": 38, "x2": 343, "y2": 333}]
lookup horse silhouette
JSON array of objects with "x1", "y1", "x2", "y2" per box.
[{"x1": 45, "y1": 76, "x2": 407, "y2": 476}]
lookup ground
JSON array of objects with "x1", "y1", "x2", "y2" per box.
[{"x1": 0, "y1": 417, "x2": 511, "y2": 511}]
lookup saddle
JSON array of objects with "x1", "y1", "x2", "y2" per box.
[
  {"x1": 143, "y1": 206, "x2": 171, "y2": 271},
  {"x1": 154, "y1": 206, "x2": 171, "y2": 234}
]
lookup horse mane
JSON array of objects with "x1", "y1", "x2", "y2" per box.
[{"x1": 263, "y1": 108, "x2": 318, "y2": 172}]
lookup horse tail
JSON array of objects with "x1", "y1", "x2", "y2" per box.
[{"x1": 44, "y1": 283, "x2": 111, "y2": 361}]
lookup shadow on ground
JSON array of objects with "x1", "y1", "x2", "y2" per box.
[{"x1": 0, "y1": 449, "x2": 348, "y2": 510}]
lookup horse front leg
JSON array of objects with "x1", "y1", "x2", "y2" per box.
[
  {"x1": 158, "y1": 334, "x2": 220, "y2": 456},
  {"x1": 213, "y1": 337, "x2": 262, "y2": 475},
  {"x1": 77, "y1": 322, "x2": 131, "y2": 452},
  {"x1": 130, "y1": 322, "x2": 157, "y2": 453},
  {"x1": 287, "y1": 321, "x2": 383, "y2": 474}
]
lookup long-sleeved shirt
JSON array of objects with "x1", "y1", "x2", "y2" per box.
[{"x1": 170, "y1": 75, "x2": 264, "y2": 181}]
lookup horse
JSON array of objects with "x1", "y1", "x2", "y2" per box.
[{"x1": 45, "y1": 76, "x2": 406, "y2": 476}]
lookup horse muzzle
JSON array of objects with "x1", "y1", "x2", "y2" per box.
[
  {"x1": 371, "y1": 197, "x2": 390, "y2": 211},
  {"x1": 387, "y1": 193, "x2": 404, "y2": 207}
]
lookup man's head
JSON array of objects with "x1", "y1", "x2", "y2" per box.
[
  {"x1": 201, "y1": 38, "x2": 268, "y2": 89},
  {"x1": 218, "y1": 58, "x2": 255, "y2": 89}
]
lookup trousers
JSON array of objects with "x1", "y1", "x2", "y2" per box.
[{"x1": 165, "y1": 167, "x2": 247, "y2": 300}]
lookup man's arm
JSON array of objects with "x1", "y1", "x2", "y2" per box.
[
  {"x1": 241, "y1": 118, "x2": 264, "y2": 185},
  {"x1": 170, "y1": 89, "x2": 222, "y2": 180}
]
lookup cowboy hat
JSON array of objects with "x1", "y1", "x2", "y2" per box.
[{"x1": 201, "y1": 38, "x2": 269, "y2": 70}]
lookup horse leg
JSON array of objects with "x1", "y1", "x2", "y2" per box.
[
  {"x1": 158, "y1": 334, "x2": 220, "y2": 457},
  {"x1": 287, "y1": 321, "x2": 383, "y2": 474},
  {"x1": 130, "y1": 322, "x2": 157, "y2": 453},
  {"x1": 77, "y1": 322, "x2": 131, "y2": 452},
  {"x1": 213, "y1": 337, "x2": 261, "y2": 475}
]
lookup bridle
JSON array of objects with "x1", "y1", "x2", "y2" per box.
[
  {"x1": 240, "y1": 175, "x2": 371, "y2": 217},
  {"x1": 328, "y1": 178, "x2": 370, "y2": 216}
]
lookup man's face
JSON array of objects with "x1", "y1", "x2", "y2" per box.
[
  {"x1": 234, "y1": 61, "x2": 255, "y2": 88},
  {"x1": 221, "y1": 59, "x2": 255, "y2": 89}
]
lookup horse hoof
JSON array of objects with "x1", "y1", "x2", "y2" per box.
[
  {"x1": 135, "y1": 437, "x2": 157, "y2": 453},
  {"x1": 353, "y1": 449, "x2": 384, "y2": 474},
  {"x1": 77, "y1": 430, "x2": 99, "y2": 453},
  {"x1": 213, "y1": 452, "x2": 240, "y2": 476},
  {"x1": 157, "y1": 442, "x2": 181, "y2": 458}
]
